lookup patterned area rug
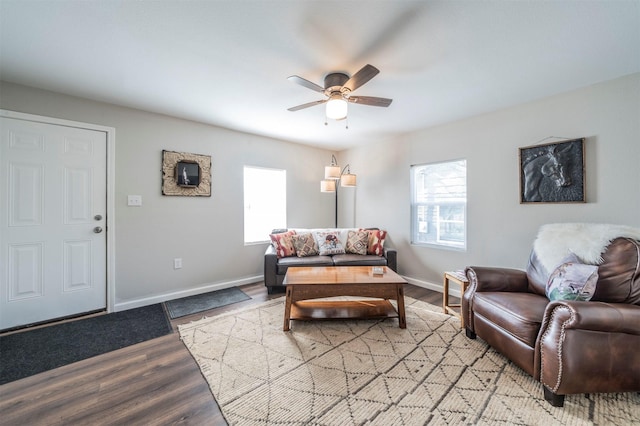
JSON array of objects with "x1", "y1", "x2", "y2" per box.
[{"x1": 178, "y1": 298, "x2": 639, "y2": 425}]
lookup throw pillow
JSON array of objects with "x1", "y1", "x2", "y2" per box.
[
  {"x1": 269, "y1": 230, "x2": 297, "y2": 258},
  {"x1": 346, "y1": 230, "x2": 369, "y2": 255},
  {"x1": 546, "y1": 257, "x2": 598, "y2": 302},
  {"x1": 314, "y1": 231, "x2": 346, "y2": 256},
  {"x1": 292, "y1": 233, "x2": 319, "y2": 257},
  {"x1": 362, "y1": 229, "x2": 387, "y2": 256}
]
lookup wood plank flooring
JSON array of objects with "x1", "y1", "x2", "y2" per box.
[{"x1": 0, "y1": 282, "x2": 445, "y2": 426}]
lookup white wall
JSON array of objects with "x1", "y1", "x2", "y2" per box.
[
  {"x1": 0, "y1": 82, "x2": 337, "y2": 309},
  {"x1": 340, "y1": 73, "x2": 640, "y2": 287},
  {"x1": 2, "y1": 73, "x2": 638, "y2": 305}
]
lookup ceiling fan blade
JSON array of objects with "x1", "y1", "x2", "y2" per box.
[
  {"x1": 287, "y1": 75, "x2": 325, "y2": 93},
  {"x1": 342, "y1": 64, "x2": 380, "y2": 92},
  {"x1": 287, "y1": 99, "x2": 327, "y2": 111},
  {"x1": 347, "y1": 96, "x2": 393, "y2": 107}
]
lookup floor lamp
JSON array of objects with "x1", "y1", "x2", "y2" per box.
[{"x1": 321, "y1": 155, "x2": 356, "y2": 227}]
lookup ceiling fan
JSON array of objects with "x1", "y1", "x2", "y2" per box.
[{"x1": 287, "y1": 64, "x2": 392, "y2": 121}]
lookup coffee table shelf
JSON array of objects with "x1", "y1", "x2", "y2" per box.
[{"x1": 290, "y1": 299, "x2": 399, "y2": 321}]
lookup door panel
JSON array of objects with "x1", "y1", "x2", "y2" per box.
[
  {"x1": 8, "y1": 243, "x2": 44, "y2": 301},
  {"x1": 63, "y1": 240, "x2": 92, "y2": 292},
  {"x1": 64, "y1": 167, "x2": 92, "y2": 224},
  {"x1": 1, "y1": 117, "x2": 107, "y2": 330},
  {"x1": 9, "y1": 163, "x2": 44, "y2": 226}
]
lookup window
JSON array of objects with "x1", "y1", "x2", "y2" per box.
[
  {"x1": 411, "y1": 159, "x2": 467, "y2": 250},
  {"x1": 243, "y1": 166, "x2": 286, "y2": 244}
]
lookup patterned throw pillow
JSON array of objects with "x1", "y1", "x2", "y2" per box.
[
  {"x1": 292, "y1": 233, "x2": 319, "y2": 257},
  {"x1": 313, "y1": 231, "x2": 346, "y2": 256},
  {"x1": 346, "y1": 230, "x2": 369, "y2": 255},
  {"x1": 269, "y1": 230, "x2": 296, "y2": 258},
  {"x1": 362, "y1": 229, "x2": 387, "y2": 256},
  {"x1": 546, "y1": 254, "x2": 598, "y2": 301}
]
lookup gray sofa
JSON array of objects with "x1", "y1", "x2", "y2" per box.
[{"x1": 264, "y1": 228, "x2": 397, "y2": 294}]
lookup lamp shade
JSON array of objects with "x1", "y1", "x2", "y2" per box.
[
  {"x1": 320, "y1": 179, "x2": 336, "y2": 192},
  {"x1": 324, "y1": 165, "x2": 341, "y2": 180},
  {"x1": 340, "y1": 173, "x2": 357, "y2": 187},
  {"x1": 326, "y1": 94, "x2": 347, "y2": 120}
]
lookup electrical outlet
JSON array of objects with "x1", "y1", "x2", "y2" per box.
[
  {"x1": 127, "y1": 195, "x2": 142, "y2": 206},
  {"x1": 174, "y1": 258, "x2": 182, "y2": 269}
]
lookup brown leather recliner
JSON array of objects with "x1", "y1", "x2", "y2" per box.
[{"x1": 462, "y1": 235, "x2": 640, "y2": 407}]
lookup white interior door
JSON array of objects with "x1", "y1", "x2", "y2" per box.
[{"x1": 0, "y1": 116, "x2": 107, "y2": 330}]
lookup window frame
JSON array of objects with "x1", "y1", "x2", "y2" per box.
[{"x1": 410, "y1": 159, "x2": 467, "y2": 251}]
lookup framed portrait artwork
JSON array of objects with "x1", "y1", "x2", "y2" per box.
[
  {"x1": 162, "y1": 150, "x2": 211, "y2": 197},
  {"x1": 519, "y1": 138, "x2": 585, "y2": 203},
  {"x1": 176, "y1": 161, "x2": 200, "y2": 187}
]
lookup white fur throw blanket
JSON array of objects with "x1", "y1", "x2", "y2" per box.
[{"x1": 533, "y1": 223, "x2": 640, "y2": 272}]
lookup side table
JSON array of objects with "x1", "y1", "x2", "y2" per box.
[{"x1": 443, "y1": 270, "x2": 469, "y2": 328}]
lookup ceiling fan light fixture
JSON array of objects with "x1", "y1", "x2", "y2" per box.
[
  {"x1": 326, "y1": 94, "x2": 347, "y2": 120},
  {"x1": 287, "y1": 65, "x2": 392, "y2": 125}
]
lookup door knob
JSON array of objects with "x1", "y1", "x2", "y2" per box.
[
  {"x1": 94, "y1": 215, "x2": 103, "y2": 221},
  {"x1": 93, "y1": 227, "x2": 103, "y2": 234}
]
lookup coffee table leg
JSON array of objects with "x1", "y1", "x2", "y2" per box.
[
  {"x1": 283, "y1": 286, "x2": 292, "y2": 331},
  {"x1": 397, "y1": 284, "x2": 406, "y2": 329}
]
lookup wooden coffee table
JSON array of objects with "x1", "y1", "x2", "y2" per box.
[{"x1": 282, "y1": 266, "x2": 407, "y2": 331}]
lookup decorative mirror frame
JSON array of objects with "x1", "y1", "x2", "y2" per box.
[{"x1": 162, "y1": 150, "x2": 211, "y2": 197}]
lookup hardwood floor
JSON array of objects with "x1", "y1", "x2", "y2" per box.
[{"x1": 0, "y1": 282, "x2": 445, "y2": 426}]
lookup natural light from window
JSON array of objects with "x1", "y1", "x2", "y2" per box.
[
  {"x1": 244, "y1": 166, "x2": 286, "y2": 244},
  {"x1": 411, "y1": 159, "x2": 467, "y2": 250}
]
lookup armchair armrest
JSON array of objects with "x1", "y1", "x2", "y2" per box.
[
  {"x1": 462, "y1": 267, "x2": 530, "y2": 336},
  {"x1": 536, "y1": 301, "x2": 640, "y2": 397},
  {"x1": 541, "y1": 300, "x2": 640, "y2": 336},
  {"x1": 465, "y1": 267, "x2": 529, "y2": 293}
]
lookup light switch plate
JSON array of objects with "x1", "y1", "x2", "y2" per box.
[{"x1": 127, "y1": 195, "x2": 142, "y2": 206}]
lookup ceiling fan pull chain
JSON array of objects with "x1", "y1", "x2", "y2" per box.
[{"x1": 345, "y1": 117, "x2": 349, "y2": 130}]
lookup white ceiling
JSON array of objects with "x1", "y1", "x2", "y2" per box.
[{"x1": 1, "y1": 1, "x2": 639, "y2": 151}]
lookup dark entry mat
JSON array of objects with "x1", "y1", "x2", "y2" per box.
[
  {"x1": 0, "y1": 304, "x2": 172, "y2": 385},
  {"x1": 165, "y1": 287, "x2": 251, "y2": 319}
]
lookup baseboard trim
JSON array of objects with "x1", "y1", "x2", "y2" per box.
[
  {"x1": 402, "y1": 275, "x2": 462, "y2": 298},
  {"x1": 114, "y1": 274, "x2": 458, "y2": 312},
  {"x1": 114, "y1": 275, "x2": 263, "y2": 312}
]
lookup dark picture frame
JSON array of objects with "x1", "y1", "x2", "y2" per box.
[
  {"x1": 519, "y1": 138, "x2": 585, "y2": 204},
  {"x1": 176, "y1": 161, "x2": 200, "y2": 187},
  {"x1": 161, "y1": 150, "x2": 211, "y2": 197}
]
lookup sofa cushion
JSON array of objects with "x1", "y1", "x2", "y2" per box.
[
  {"x1": 292, "y1": 233, "x2": 319, "y2": 257},
  {"x1": 270, "y1": 230, "x2": 296, "y2": 258},
  {"x1": 362, "y1": 229, "x2": 387, "y2": 256},
  {"x1": 314, "y1": 231, "x2": 346, "y2": 255},
  {"x1": 276, "y1": 255, "x2": 334, "y2": 275},
  {"x1": 345, "y1": 230, "x2": 369, "y2": 255},
  {"x1": 332, "y1": 254, "x2": 387, "y2": 267},
  {"x1": 473, "y1": 292, "x2": 548, "y2": 348}
]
